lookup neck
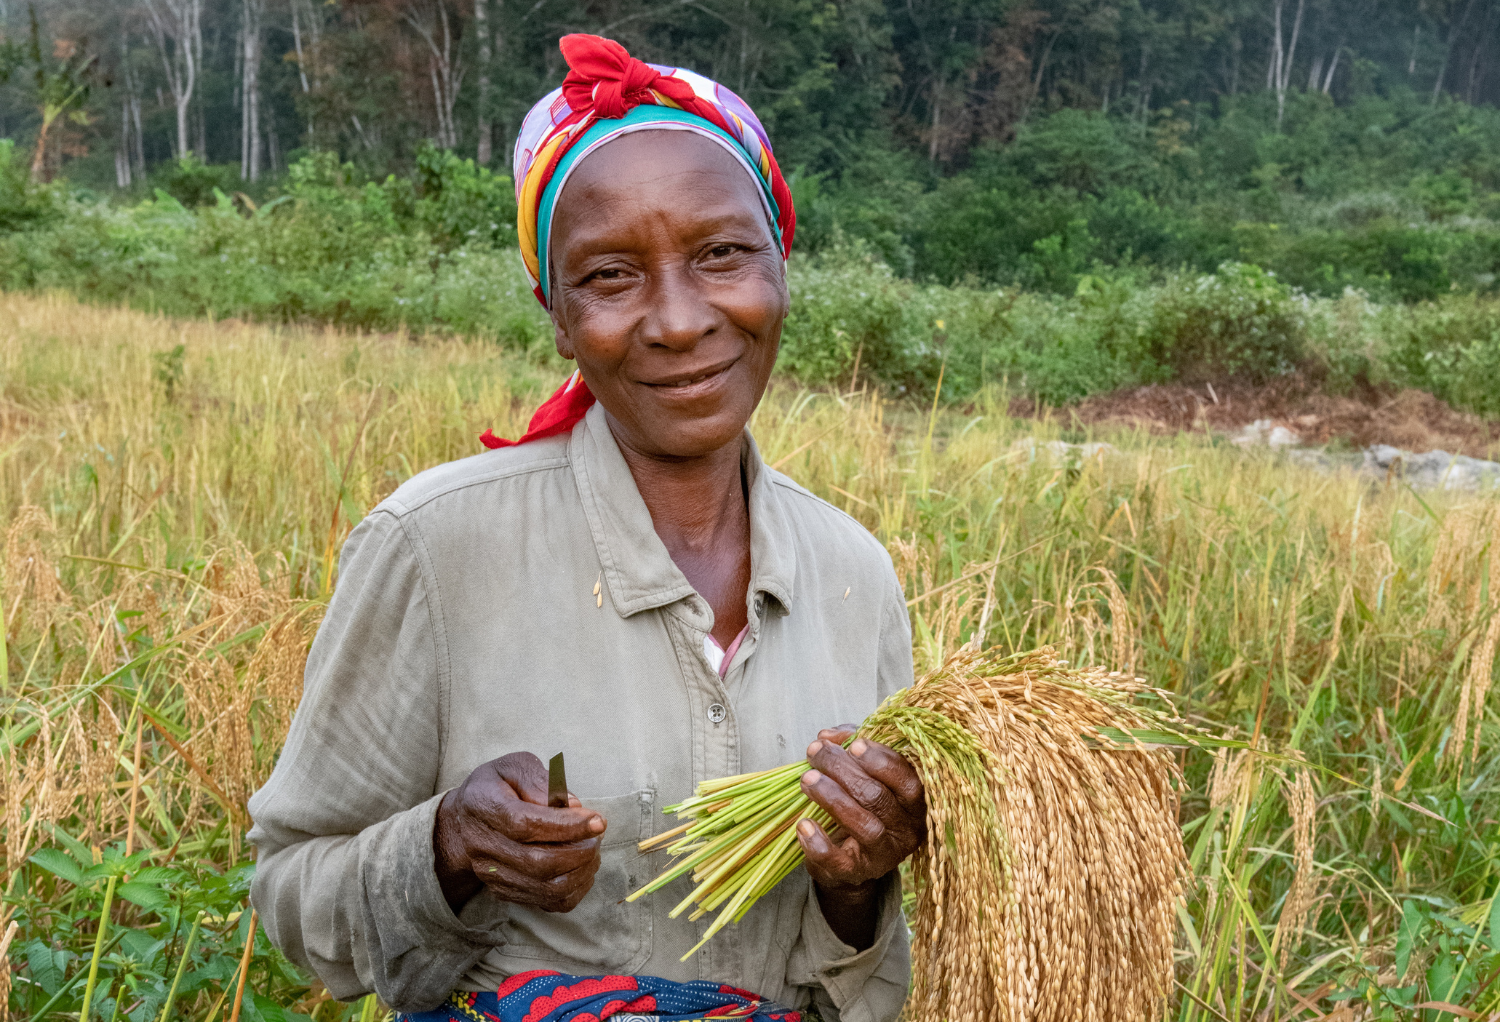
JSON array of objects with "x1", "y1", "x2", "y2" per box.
[{"x1": 605, "y1": 414, "x2": 748, "y2": 551}]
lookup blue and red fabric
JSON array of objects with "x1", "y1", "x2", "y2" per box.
[{"x1": 398, "y1": 972, "x2": 802, "y2": 1022}]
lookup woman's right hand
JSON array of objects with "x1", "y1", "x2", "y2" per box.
[{"x1": 433, "y1": 752, "x2": 607, "y2": 914}]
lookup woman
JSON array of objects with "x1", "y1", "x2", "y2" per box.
[{"x1": 248, "y1": 34, "x2": 925, "y2": 1022}]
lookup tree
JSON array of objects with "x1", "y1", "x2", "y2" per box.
[
  {"x1": 240, "y1": 0, "x2": 264, "y2": 180},
  {"x1": 1268, "y1": 0, "x2": 1306, "y2": 127},
  {"x1": 0, "y1": 6, "x2": 99, "y2": 182},
  {"x1": 143, "y1": 0, "x2": 204, "y2": 158},
  {"x1": 397, "y1": 0, "x2": 464, "y2": 149},
  {"x1": 474, "y1": 0, "x2": 491, "y2": 164}
]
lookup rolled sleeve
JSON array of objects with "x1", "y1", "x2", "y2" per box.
[
  {"x1": 248, "y1": 510, "x2": 503, "y2": 1012},
  {"x1": 785, "y1": 873, "x2": 910, "y2": 1022}
]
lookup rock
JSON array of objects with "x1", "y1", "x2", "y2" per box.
[
  {"x1": 1232, "y1": 419, "x2": 1301, "y2": 450},
  {"x1": 1363, "y1": 445, "x2": 1500, "y2": 492},
  {"x1": 1011, "y1": 439, "x2": 1117, "y2": 462}
]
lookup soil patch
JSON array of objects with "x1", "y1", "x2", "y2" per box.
[{"x1": 1016, "y1": 377, "x2": 1500, "y2": 459}]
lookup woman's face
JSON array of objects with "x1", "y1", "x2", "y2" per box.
[{"x1": 548, "y1": 130, "x2": 788, "y2": 461}]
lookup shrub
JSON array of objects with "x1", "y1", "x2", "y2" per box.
[
  {"x1": 1376, "y1": 295, "x2": 1500, "y2": 417},
  {"x1": 0, "y1": 139, "x2": 63, "y2": 232},
  {"x1": 1146, "y1": 263, "x2": 1307, "y2": 382},
  {"x1": 150, "y1": 155, "x2": 240, "y2": 207}
]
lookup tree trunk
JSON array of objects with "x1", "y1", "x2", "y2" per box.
[
  {"x1": 1322, "y1": 45, "x2": 1342, "y2": 94},
  {"x1": 144, "y1": 0, "x2": 204, "y2": 159},
  {"x1": 928, "y1": 77, "x2": 941, "y2": 161},
  {"x1": 1434, "y1": 0, "x2": 1480, "y2": 101},
  {"x1": 1464, "y1": 4, "x2": 1500, "y2": 102},
  {"x1": 1269, "y1": 0, "x2": 1305, "y2": 129},
  {"x1": 241, "y1": 0, "x2": 264, "y2": 180},
  {"x1": 403, "y1": 0, "x2": 465, "y2": 149},
  {"x1": 117, "y1": 41, "x2": 141, "y2": 188},
  {"x1": 30, "y1": 118, "x2": 51, "y2": 182},
  {"x1": 475, "y1": 0, "x2": 492, "y2": 164}
]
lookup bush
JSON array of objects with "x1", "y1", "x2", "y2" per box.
[
  {"x1": 150, "y1": 155, "x2": 240, "y2": 207},
  {"x1": 1376, "y1": 295, "x2": 1500, "y2": 417},
  {"x1": 1145, "y1": 263, "x2": 1307, "y2": 383},
  {"x1": 0, "y1": 139, "x2": 63, "y2": 232}
]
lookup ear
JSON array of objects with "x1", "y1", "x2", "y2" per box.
[{"x1": 552, "y1": 308, "x2": 576, "y2": 361}]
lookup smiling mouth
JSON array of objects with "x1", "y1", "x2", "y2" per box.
[{"x1": 644, "y1": 359, "x2": 736, "y2": 390}]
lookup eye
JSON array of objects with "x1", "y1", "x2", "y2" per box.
[
  {"x1": 706, "y1": 243, "x2": 739, "y2": 259},
  {"x1": 590, "y1": 267, "x2": 624, "y2": 282}
]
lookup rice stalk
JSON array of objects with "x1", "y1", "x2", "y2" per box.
[{"x1": 631, "y1": 646, "x2": 1188, "y2": 1022}]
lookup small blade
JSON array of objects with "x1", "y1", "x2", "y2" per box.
[{"x1": 547, "y1": 752, "x2": 569, "y2": 809}]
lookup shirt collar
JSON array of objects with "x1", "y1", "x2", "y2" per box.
[{"x1": 569, "y1": 401, "x2": 796, "y2": 620}]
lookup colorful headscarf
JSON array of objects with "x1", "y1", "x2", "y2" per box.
[{"x1": 481, "y1": 34, "x2": 796, "y2": 450}]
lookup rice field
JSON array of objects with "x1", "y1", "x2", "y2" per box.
[{"x1": 0, "y1": 289, "x2": 1497, "y2": 1021}]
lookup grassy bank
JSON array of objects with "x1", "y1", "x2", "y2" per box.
[
  {"x1": 0, "y1": 291, "x2": 1498, "y2": 1021},
  {"x1": 6, "y1": 143, "x2": 1500, "y2": 418}
]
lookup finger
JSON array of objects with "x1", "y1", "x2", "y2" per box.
[
  {"x1": 470, "y1": 792, "x2": 606, "y2": 844},
  {"x1": 847, "y1": 738, "x2": 924, "y2": 805},
  {"x1": 815, "y1": 724, "x2": 858, "y2": 747},
  {"x1": 470, "y1": 831, "x2": 601, "y2": 881},
  {"x1": 800, "y1": 768, "x2": 885, "y2": 846},
  {"x1": 496, "y1": 752, "x2": 551, "y2": 805},
  {"x1": 474, "y1": 853, "x2": 600, "y2": 910},
  {"x1": 796, "y1": 818, "x2": 861, "y2": 879},
  {"x1": 807, "y1": 740, "x2": 900, "y2": 821}
]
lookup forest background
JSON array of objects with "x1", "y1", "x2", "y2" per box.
[{"x1": 4, "y1": 0, "x2": 1500, "y2": 414}]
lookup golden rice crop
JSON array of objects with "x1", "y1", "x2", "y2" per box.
[{"x1": 631, "y1": 646, "x2": 1188, "y2": 1022}]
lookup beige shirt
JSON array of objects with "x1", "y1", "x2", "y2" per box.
[{"x1": 247, "y1": 402, "x2": 914, "y2": 1021}]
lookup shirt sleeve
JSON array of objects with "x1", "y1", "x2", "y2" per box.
[
  {"x1": 784, "y1": 872, "x2": 910, "y2": 1022},
  {"x1": 247, "y1": 509, "x2": 504, "y2": 1012},
  {"x1": 783, "y1": 574, "x2": 915, "y2": 1022}
]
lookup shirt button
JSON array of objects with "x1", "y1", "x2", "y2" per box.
[{"x1": 707, "y1": 703, "x2": 727, "y2": 724}]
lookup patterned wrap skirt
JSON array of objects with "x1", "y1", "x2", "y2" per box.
[{"x1": 396, "y1": 971, "x2": 803, "y2": 1022}]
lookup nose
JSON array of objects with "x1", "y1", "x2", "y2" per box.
[{"x1": 639, "y1": 258, "x2": 717, "y2": 351}]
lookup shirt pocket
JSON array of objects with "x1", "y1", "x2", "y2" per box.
[{"x1": 495, "y1": 790, "x2": 654, "y2": 974}]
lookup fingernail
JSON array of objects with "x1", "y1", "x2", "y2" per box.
[
  {"x1": 850, "y1": 738, "x2": 868, "y2": 756},
  {"x1": 801, "y1": 769, "x2": 822, "y2": 785},
  {"x1": 797, "y1": 819, "x2": 816, "y2": 838},
  {"x1": 806, "y1": 740, "x2": 822, "y2": 757},
  {"x1": 589, "y1": 815, "x2": 605, "y2": 833}
]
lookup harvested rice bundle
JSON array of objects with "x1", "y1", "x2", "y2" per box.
[{"x1": 629, "y1": 646, "x2": 1189, "y2": 1022}]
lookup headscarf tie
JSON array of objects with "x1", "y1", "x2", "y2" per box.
[
  {"x1": 561, "y1": 35, "x2": 666, "y2": 119},
  {"x1": 481, "y1": 34, "x2": 796, "y2": 449}
]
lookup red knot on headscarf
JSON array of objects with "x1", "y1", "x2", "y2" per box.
[{"x1": 560, "y1": 35, "x2": 679, "y2": 119}]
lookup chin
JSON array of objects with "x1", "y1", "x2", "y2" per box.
[{"x1": 647, "y1": 409, "x2": 750, "y2": 459}]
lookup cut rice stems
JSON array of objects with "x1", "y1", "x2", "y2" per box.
[{"x1": 629, "y1": 646, "x2": 1197, "y2": 1022}]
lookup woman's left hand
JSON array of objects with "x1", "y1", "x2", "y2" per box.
[{"x1": 797, "y1": 726, "x2": 926, "y2": 949}]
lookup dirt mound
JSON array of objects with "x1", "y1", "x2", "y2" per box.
[{"x1": 1018, "y1": 378, "x2": 1500, "y2": 459}]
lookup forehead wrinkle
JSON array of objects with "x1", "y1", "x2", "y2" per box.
[
  {"x1": 554, "y1": 130, "x2": 765, "y2": 227},
  {"x1": 554, "y1": 168, "x2": 770, "y2": 267}
]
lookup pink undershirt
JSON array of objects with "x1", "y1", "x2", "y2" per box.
[{"x1": 703, "y1": 624, "x2": 750, "y2": 678}]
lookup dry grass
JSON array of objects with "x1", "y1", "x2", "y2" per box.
[
  {"x1": 1, "y1": 290, "x2": 1498, "y2": 1020},
  {"x1": 863, "y1": 648, "x2": 1185, "y2": 1022}
]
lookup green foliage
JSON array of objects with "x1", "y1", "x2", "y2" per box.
[
  {"x1": 1145, "y1": 263, "x2": 1307, "y2": 382},
  {"x1": 5, "y1": 834, "x2": 322, "y2": 1022},
  {"x1": 8, "y1": 101, "x2": 1500, "y2": 415},
  {"x1": 0, "y1": 150, "x2": 546, "y2": 344},
  {"x1": 0, "y1": 138, "x2": 61, "y2": 231},
  {"x1": 1376, "y1": 295, "x2": 1500, "y2": 417},
  {"x1": 151, "y1": 157, "x2": 240, "y2": 209}
]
